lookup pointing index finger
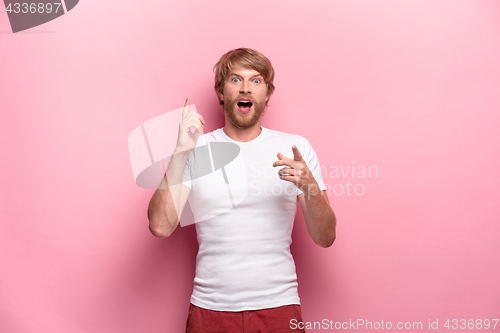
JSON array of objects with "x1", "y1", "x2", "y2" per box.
[
  {"x1": 182, "y1": 97, "x2": 190, "y2": 119},
  {"x1": 292, "y1": 145, "x2": 303, "y2": 161}
]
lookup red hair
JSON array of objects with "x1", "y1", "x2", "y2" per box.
[{"x1": 213, "y1": 48, "x2": 275, "y2": 105}]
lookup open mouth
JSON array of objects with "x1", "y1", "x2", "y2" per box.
[{"x1": 237, "y1": 99, "x2": 253, "y2": 113}]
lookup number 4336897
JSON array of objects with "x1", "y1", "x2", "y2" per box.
[
  {"x1": 443, "y1": 319, "x2": 498, "y2": 330},
  {"x1": 6, "y1": 3, "x2": 62, "y2": 14}
]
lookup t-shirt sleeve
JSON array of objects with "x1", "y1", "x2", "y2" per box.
[
  {"x1": 297, "y1": 138, "x2": 327, "y2": 196},
  {"x1": 181, "y1": 134, "x2": 206, "y2": 189}
]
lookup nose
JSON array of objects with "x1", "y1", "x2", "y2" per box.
[{"x1": 239, "y1": 79, "x2": 251, "y2": 94}]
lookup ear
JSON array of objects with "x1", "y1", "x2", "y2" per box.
[{"x1": 265, "y1": 84, "x2": 271, "y2": 102}]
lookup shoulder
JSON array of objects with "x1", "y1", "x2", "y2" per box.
[
  {"x1": 263, "y1": 127, "x2": 309, "y2": 143},
  {"x1": 263, "y1": 127, "x2": 313, "y2": 150},
  {"x1": 195, "y1": 128, "x2": 224, "y2": 145}
]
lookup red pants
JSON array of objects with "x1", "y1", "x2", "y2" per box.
[{"x1": 185, "y1": 303, "x2": 306, "y2": 333}]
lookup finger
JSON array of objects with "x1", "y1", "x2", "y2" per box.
[
  {"x1": 278, "y1": 168, "x2": 296, "y2": 176},
  {"x1": 292, "y1": 145, "x2": 303, "y2": 161},
  {"x1": 189, "y1": 124, "x2": 202, "y2": 135},
  {"x1": 273, "y1": 160, "x2": 293, "y2": 168},
  {"x1": 182, "y1": 117, "x2": 201, "y2": 134},
  {"x1": 193, "y1": 117, "x2": 204, "y2": 134},
  {"x1": 277, "y1": 152, "x2": 291, "y2": 161},
  {"x1": 182, "y1": 97, "x2": 190, "y2": 119},
  {"x1": 278, "y1": 174, "x2": 296, "y2": 183},
  {"x1": 188, "y1": 118, "x2": 203, "y2": 132},
  {"x1": 198, "y1": 113, "x2": 205, "y2": 126},
  {"x1": 273, "y1": 154, "x2": 292, "y2": 167},
  {"x1": 186, "y1": 110, "x2": 205, "y2": 126}
]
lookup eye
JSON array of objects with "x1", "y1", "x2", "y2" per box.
[
  {"x1": 231, "y1": 77, "x2": 240, "y2": 83},
  {"x1": 253, "y1": 78, "x2": 261, "y2": 84}
]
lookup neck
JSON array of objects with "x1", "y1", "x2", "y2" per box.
[{"x1": 223, "y1": 122, "x2": 262, "y2": 142}]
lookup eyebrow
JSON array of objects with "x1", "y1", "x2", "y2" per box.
[{"x1": 228, "y1": 73, "x2": 263, "y2": 78}]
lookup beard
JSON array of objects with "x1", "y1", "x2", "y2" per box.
[{"x1": 223, "y1": 96, "x2": 267, "y2": 129}]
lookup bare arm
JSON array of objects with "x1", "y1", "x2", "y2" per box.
[
  {"x1": 298, "y1": 190, "x2": 336, "y2": 248},
  {"x1": 147, "y1": 153, "x2": 191, "y2": 238},
  {"x1": 147, "y1": 97, "x2": 204, "y2": 238},
  {"x1": 274, "y1": 145, "x2": 336, "y2": 248}
]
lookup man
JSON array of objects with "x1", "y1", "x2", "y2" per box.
[{"x1": 147, "y1": 48, "x2": 336, "y2": 333}]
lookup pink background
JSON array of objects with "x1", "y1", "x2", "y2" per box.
[{"x1": 1, "y1": 0, "x2": 499, "y2": 332}]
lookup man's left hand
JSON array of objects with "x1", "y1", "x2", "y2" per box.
[{"x1": 273, "y1": 145, "x2": 319, "y2": 195}]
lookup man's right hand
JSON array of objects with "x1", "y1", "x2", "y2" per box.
[
  {"x1": 174, "y1": 97, "x2": 205, "y2": 155},
  {"x1": 148, "y1": 98, "x2": 201, "y2": 237}
]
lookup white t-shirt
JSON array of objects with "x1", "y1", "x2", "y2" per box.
[{"x1": 182, "y1": 126, "x2": 327, "y2": 311}]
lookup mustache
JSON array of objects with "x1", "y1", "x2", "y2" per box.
[
  {"x1": 228, "y1": 96, "x2": 260, "y2": 105},
  {"x1": 237, "y1": 96, "x2": 255, "y2": 103}
]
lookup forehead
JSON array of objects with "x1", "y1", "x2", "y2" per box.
[{"x1": 228, "y1": 65, "x2": 262, "y2": 77}]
